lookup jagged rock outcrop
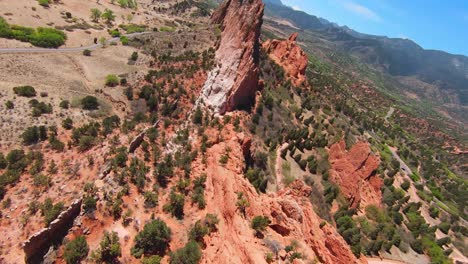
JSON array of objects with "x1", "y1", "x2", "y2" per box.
[
  {"x1": 328, "y1": 140, "x2": 383, "y2": 209},
  {"x1": 129, "y1": 120, "x2": 160, "y2": 153},
  {"x1": 199, "y1": 0, "x2": 264, "y2": 113},
  {"x1": 194, "y1": 126, "x2": 364, "y2": 264},
  {"x1": 262, "y1": 33, "x2": 308, "y2": 86},
  {"x1": 22, "y1": 199, "x2": 82, "y2": 264}
]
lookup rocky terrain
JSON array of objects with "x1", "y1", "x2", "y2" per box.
[{"x1": 0, "y1": 0, "x2": 466, "y2": 264}]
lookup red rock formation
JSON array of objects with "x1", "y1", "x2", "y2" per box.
[
  {"x1": 262, "y1": 33, "x2": 308, "y2": 86},
  {"x1": 193, "y1": 126, "x2": 364, "y2": 264},
  {"x1": 328, "y1": 140, "x2": 383, "y2": 209},
  {"x1": 200, "y1": 0, "x2": 264, "y2": 113}
]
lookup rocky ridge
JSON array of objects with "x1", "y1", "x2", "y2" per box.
[
  {"x1": 262, "y1": 33, "x2": 308, "y2": 86},
  {"x1": 196, "y1": 125, "x2": 364, "y2": 264},
  {"x1": 199, "y1": 0, "x2": 264, "y2": 113}
]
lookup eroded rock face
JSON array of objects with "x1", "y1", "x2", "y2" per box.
[
  {"x1": 194, "y1": 126, "x2": 364, "y2": 264},
  {"x1": 262, "y1": 33, "x2": 308, "y2": 86},
  {"x1": 22, "y1": 199, "x2": 82, "y2": 263},
  {"x1": 329, "y1": 140, "x2": 383, "y2": 209},
  {"x1": 200, "y1": 0, "x2": 264, "y2": 113}
]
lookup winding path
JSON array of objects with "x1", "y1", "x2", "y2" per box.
[{"x1": 0, "y1": 32, "x2": 151, "y2": 54}]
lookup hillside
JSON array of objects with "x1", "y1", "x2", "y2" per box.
[
  {"x1": 263, "y1": 0, "x2": 468, "y2": 132},
  {"x1": 0, "y1": 0, "x2": 466, "y2": 264}
]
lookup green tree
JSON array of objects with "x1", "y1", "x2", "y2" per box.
[
  {"x1": 21, "y1": 126, "x2": 40, "y2": 145},
  {"x1": 90, "y1": 8, "x2": 102, "y2": 22},
  {"x1": 163, "y1": 191, "x2": 185, "y2": 219},
  {"x1": 92, "y1": 231, "x2": 121, "y2": 262},
  {"x1": 101, "y1": 9, "x2": 116, "y2": 23},
  {"x1": 62, "y1": 117, "x2": 73, "y2": 130},
  {"x1": 251, "y1": 216, "x2": 271, "y2": 237},
  {"x1": 59, "y1": 100, "x2": 70, "y2": 109},
  {"x1": 131, "y1": 51, "x2": 138, "y2": 61},
  {"x1": 81, "y1": 96, "x2": 99, "y2": 110},
  {"x1": 170, "y1": 240, "x2": 201, "y2": 264},
  {"x1": 142, "y1": 256, "x2": 162, "y2": 264},
  {"x1": 105, "y1": 74, "x2": 120, "y2": 87},
  {"x1": 5, "y1": 100, "x2": 14, "y2": 109},
  {"x1": 13, "y1": 86, "x2": 36, "y2": 97},
  {"x1": 63, "y1": 236, "x2": 89, "y2": 264},
  {"x1": 131, "y1": 219, "x2": 171, "y2": 258},
  {"x1": 192, "y1": 106, "x2": 203, "y2": 124}
]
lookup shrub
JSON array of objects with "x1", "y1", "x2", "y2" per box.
[
  {"x1": 131, "y1": 51, "x2": 138, "y2": 61},
  {"x1": 192, "y1": 106, "x2": 203, "y2": 124},
  {"x1": 170, "y1": 240, "x2": 201, "y2": 264},
  {"x1": 38, "y1": 0, "x2": 49, "y2": 7},
  {"x1": 438, "y1": 222, "x2": 451, "y2": 234},
  {"x1": 401, "y1": 179, "x2": 410, "y2": 191},
  {"x1": 251, "y1": 216, "x2": 271, "y2": 236},
  {"x1": 105, "y1": 74, "x2": 119, "y2": 87},
  {"x1": 191, "y1": 174, "x2": 206, "y2": 209},
  {"x1": 144, "y1": 191, "x2": 158, "y2": 208},
  {"x1": 124, "y1": 87, "x2": 133, "y2": 100},
  {"x1": 62, "y1": 118, "x2": 73, "y2": 130},
  {"x1": 21, "y1": 126, "x2": 40, "y2": 145},
  {"x1": 30, "y1": 27, "x2": 66, "y2": 48},
  {"x1": 120, "y1": 36, "x2": 129, "y2": 45},
  {"x1": 142, "y1": 256, "x2": 162, "y2": 264},
  {"x1": 30, "y1": 100, "x2": 53, "y2": 116},
  {"x1": 163, "y1": 191, "x2": 185, "y2": 219},
  {"x1": 0, "y1": 153, "x2": 6, "y2": 170},
  {"x1": 33, "y1": 174, "x2": 51, "y2": 188},
  {"x1": 59, "y1": 100, "x2": 70, "y2": 109},
  {"x1": 63, "y1": 236, "x2": 89, "y2": 264},
  {"x1": 83, "y1": 49, "x2": 91, "y2": 56},
  {"x1": 81, "y1": 96, "x2": 99, "y2": 110},
  {"x1": 13, "y1": 86, "x2": 36, "y2": 97},
  {"x1": 6, "y1": 149, "x2": 27, "y2": 171},
  {"x1": 101, "y1": 9, "x2": 116, "y2": 23},
  {"x1": 5, "y1": 100, "x2": 14, "y2": 109},
  {"x1": 429, "y1": 206, "x2": 440, "y2": 219},
  {"x1": 92, "y1": 231, "x2": 121, "y2": 262},
  {"x1": 131, "y1": 219, "x2": 171, "y2": 258},
  {"x1": 78, "y1": 136, "x2": 96, "y2": 151},
  {"x1": 40, "y1": 198, "x2": 64, "y2": 226},
  {"x1": 90, "y1": 8, "x2": 102, "y2": 22},
  {"x1": 83, "y1": 196, "x2": 97, "y2": 213},
  {"x1": 245, "y1": 168, "x2": 267, "y2": 193},
  {"x1": 0, "y1": 17, "x2": 66, "y2": 47}
]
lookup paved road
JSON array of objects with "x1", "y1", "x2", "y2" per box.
[{"x1": 0, "y1": 32, "x2": 151, "y2": 54}]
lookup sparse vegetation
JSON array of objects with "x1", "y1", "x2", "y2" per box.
[{"x1": 0, "y1": 17, "x2": 66, "y2": 47}]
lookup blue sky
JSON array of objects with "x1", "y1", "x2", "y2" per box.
[{"x1": 280, "y1": 0, "x2": 468, "y2": 56}]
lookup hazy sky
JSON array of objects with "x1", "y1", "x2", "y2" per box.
[{"x1": 280, "y1": 0, "x2": 468, "y2": 56}]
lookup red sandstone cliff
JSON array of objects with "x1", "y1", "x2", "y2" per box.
[
  {"x1": 200, "y1": 0, "x2": 264, "y2": 113},
  {"x1": 328, "y1": 140, "x2": 383, "y2": 209},
  {"x1": 262, "y1": 33, "x2": 308, "y2": 86},
  {"x1": 193, "y1": 126, "x2": 365, "y2": 264}
]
